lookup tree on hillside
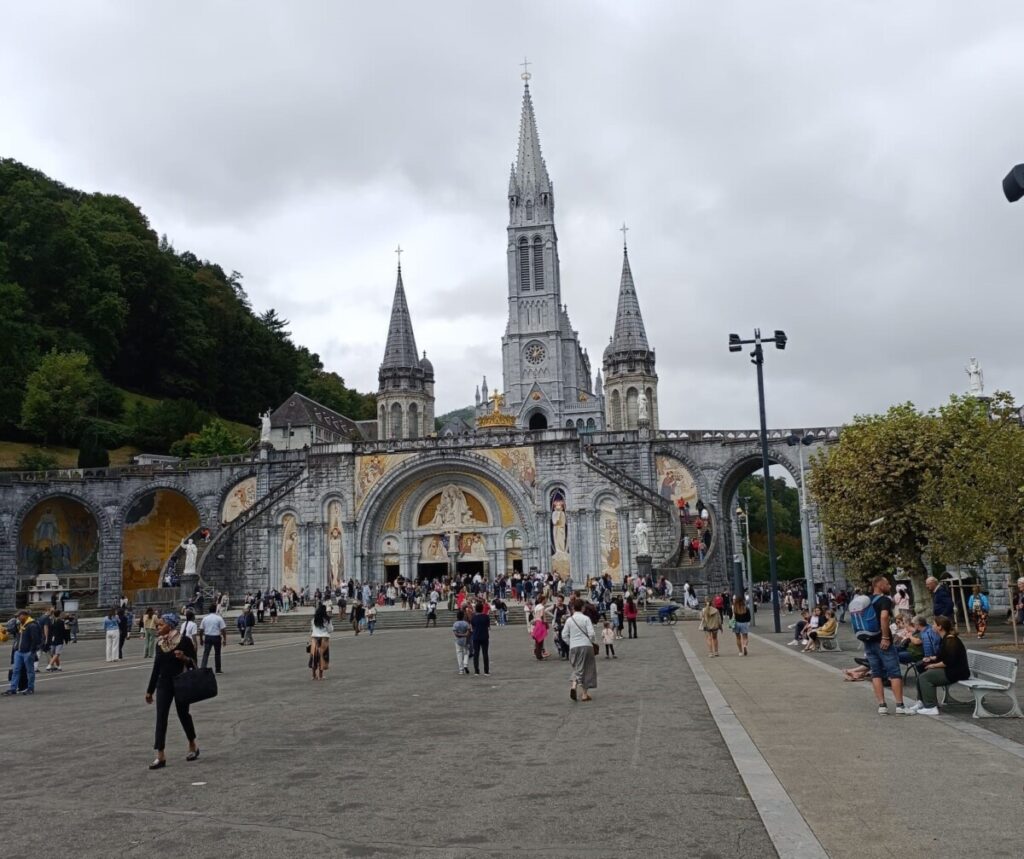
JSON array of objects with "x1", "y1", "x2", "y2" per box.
[
  {"x1": 20, "y1": 349, "x2": 99, "y2": 444},
  {"x1": 170, "y1": 418, "x2": 247, "y2": 459},
  {"x1": 0, "y1": 280, "x2": 41, "y2": 435}
]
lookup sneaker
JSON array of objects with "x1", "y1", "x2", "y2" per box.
[
  {"x1": 894, "y1": 704, "x2": 909, "y2": 715},
  {"x1": 19, "y1": 689, "x2": 34, "y2": 695},
  {"x1": 787, "y1": 640, "x2": 800, "y2": 646},
  {"x1": 915, "y1": 706, "x2": 940, "y2": 716},
  {"x1": 907, "y1": 701, "x2": 923, "y2": 712},
  {"x1": 877, "y1": 704, "x2": 888, "y2": 715},
  {"x1": 1, "y1": 690, "x2": 17, "y2": 696}
]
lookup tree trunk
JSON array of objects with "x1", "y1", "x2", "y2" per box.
[{"x1": 908, "y1": 557, "x2": 929, "y2": 616}]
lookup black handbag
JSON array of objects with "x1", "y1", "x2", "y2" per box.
[{"x1": 173, "y1": 662, "x2": 218, "y2": 706}]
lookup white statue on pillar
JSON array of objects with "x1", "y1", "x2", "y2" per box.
[
  {"x1": 633, "y1": 519, "x2": 650, "y2": 556},
  {"x1": 965, "y1": 357, "x2": 984, "y2": 396},
  {"x1": 180, "y1": 538, "x2": 198, "y2": 576},
  {"x1": 637, "y1": 390, "x2": 649, "y2": 424},
  {"x1": 260, "y1": 410, "x2": 272, "y2": 443}
]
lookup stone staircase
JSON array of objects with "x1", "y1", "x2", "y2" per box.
[{"x1": 197, "y1": 462, "x2": 309, "y2": 594}]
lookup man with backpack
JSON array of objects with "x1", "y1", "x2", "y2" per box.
[{"x1": 852, "y1": 576, "x2": 909, "y2": 715}]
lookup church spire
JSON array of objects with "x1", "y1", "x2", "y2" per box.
[
  {"x1": 380, "y1": 261, "x2": 419, "y2": 370},
  {"x1": 515, "y1": 80, "x2": 551, "y2": 195},
  {"x1": 609, "y1": 242, "x2": 649, "y2": 352}
]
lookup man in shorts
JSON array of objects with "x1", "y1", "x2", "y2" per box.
[
  {"x1": 45, "y1": 610, "x2": 67, "y2": 672},
  {"x1": 863, "y1": 575, "x2": 909, "y2": 715}
]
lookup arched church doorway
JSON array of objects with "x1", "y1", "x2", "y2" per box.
[
  {"x1": 122, "y1": 489, "x2": 200, "y2": 598},
  {"x1": 528, "y1": 412, "x2": 548, "y2": 430},
  {"x1": 18, "y1": 496, "x2": 99, "y2": 605}
]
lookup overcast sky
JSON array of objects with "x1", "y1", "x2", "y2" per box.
[{"x1": 3, "y1": 2, "x2": 1024, "y2": 430}]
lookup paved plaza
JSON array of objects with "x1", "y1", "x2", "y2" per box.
[{"x1": 3, "y1": 618, "x2": 1023, "y2": 858}]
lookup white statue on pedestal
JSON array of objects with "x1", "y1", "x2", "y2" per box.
[
  {"x1": 180, "y1": 538, "x2": 198, "y2": 576},
  {"x1": 260, "y1": 410, "x2": 272, "y2": 443},
  {"x1": 633, "y1": 519, "x2": 650, "y2": 556},
  {"x1": 965, "y1": 357, "x2": 984, "y2": 396},
  {"x1": 637, "y1": 390, "x2": 649, "y2": 424}
]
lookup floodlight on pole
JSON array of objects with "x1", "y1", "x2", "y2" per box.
[{"x1": 727, "y1": 327, "x2": 788, "y2": 633}]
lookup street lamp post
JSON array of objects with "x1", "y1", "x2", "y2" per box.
[
  {"x1": 730, "y1": 328, "x2": 787, "y2": 633},
  {"x1": 787, "y1": 432, "x2": 816, "y2": 606}
]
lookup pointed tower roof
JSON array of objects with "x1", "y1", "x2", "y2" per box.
[
  {"x1": 381, "y1": 264, "x2": 420, "y2": 370},
  {"x1": 515, "y1": 82, "x2": 551, "y2": 194},
  {"x1": 608, "y1": 245, "x2": 649, "y2": 354}
]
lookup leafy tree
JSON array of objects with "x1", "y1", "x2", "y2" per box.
[
  {"x1": 16, "y1": 448, "x2": 59, "y2": 471},
  {"x1": 0, "y1": 281, "x2": 40, "y2": 435},
  {"x1": 170, "y1": 418, "x2": 246, "y2": 458},
  {"x1": 737, "y1": 474, "x2": 801, "y2": 538},
  {"x1": 20, "y1": 349, "x2": 99, "y2": 444},
  {"x1": 809, "y1": 403, "x2": 941, "y2": 603},
  {"x1": 919, "y1": 393, "x2": 1024, "y2": 581},
  {"x1": 130, "y1": 399, "x2": 210, "y2": 453}
]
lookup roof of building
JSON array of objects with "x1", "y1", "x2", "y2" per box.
[{"x1": 269, "y1": 392, "x2": 363, "y2": 441}]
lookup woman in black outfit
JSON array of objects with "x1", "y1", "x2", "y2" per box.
[{"x1": 145, "y1": 612, "x2": 200, "y2": 770}]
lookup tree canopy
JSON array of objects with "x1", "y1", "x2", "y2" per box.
[{"x1": 809, "y1": 394, "x2": 1024, "y2": 602}]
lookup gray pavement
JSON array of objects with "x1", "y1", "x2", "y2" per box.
[{"x1": 1, "y1": 623, "x2": 776, "y2": 859}]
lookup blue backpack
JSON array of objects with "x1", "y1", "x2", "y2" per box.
[{"x1": 850, "y1": 595, "x2": 884, "y2": 641}]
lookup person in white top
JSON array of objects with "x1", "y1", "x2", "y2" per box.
[
  {"x1": 199, "y1": 611, "x2": 227, "y2": 673},
  {"x1": 563, "y1": 599, "x2": 597, "y2": 702},
  {"x1": 309, "y1": 604, "x2": 333, "y2": 681}
]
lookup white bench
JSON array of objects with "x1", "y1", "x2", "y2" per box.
[
  {"x1": 954, "y1": 650, "x2": 1021, "y2": 719},
  {"x1": 817, "y1": 630, "x2": 842, "y2": 652}
]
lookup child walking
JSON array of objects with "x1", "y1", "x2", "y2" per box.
[{"x1": 601, "y1": 620, "x2": 616, "y2": 659}]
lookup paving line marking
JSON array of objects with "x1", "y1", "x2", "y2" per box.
[
  {"x1": 674, "y1": 631, "x2": 829, "y2": 859},
  {"x1": 751, "y1": 631, "x2": 1024, "y2": 762}
]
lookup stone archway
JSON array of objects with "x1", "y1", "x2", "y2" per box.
[
  {"x1": 119, "y1": 487, "x2": 202, "y2": 599},
  {"x1": 357, "y1": 451, "x2": 538, "y2": 584},
  {"x1": 12, "y1": 488, "x2": 114, "y2": 608}
]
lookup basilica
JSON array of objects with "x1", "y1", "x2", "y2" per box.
[{"x1": 1, "y1": 78, "x2": 839, "y2": 611}]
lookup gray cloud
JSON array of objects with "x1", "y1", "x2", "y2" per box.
[{"x1": 3, "y1": 1, "x2": 1024, "y2": 428}]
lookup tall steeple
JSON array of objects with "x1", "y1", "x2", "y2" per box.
[
  {"x1": 609, "y1": 243, "x2": 650, "y2": 352},
  {"x1": 603, "y1": 228, "x2": 658, "y2": 431},
  {"x1": 380, "y1": 263, "x2": 419, "y2": 370},
  {"x1": 377, "y1": 253, "x2": 434, "y2": 440},
  {"x1": 499, "y1": 68, "x2": 604, "y2": 433}
]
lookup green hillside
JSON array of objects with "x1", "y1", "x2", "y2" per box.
[{"x1": 0, "y1": 158, "x2": 375, "y2": 465}]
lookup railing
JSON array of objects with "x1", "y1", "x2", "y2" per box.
[
  {"x1": 0, "y1": 451, "x2": 266, "y2": 482},
  {"x1": 338, "y1": 428, "x2": 580, "y2": 456},
  {"x1": 196, "y1": 462, "x2": 309, "y2": 581},
  {"x1": 580, "y1": 444, "x2": 674, "y2": 514},
  {"x1": 655, "y1": 427, "x2": 841, "y2": 443}
]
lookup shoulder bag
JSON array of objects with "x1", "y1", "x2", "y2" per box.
[{"x1": 172, "y1": 654, "x2": 218, "y2": 706}]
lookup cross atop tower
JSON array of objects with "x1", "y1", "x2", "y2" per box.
[
  {"x1": 395, "y1": 243, "x2": 403, "y2": 268},
  {"x1": 620, "y1": 222, "x2": 629, "y2": 249},
  {"x1": 520, "y1": 56, "x2": 532, "y2": 82}
]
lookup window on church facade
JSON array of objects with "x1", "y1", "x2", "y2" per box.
[
  {"x1": 526, "y1": 200, "x2": 534, "y2": 220},
  {"x1": 519, "y1": 238, "x2": 530, "y2": 291},
  {"x1": 532, "y1": 237, "x2": 544, "y2": 291}
]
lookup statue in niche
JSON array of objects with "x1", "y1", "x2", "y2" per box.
[
  {"x1": 633, "y1": 519, "x2": 650, "y2": 557},
  {"x1": 180, "y1": 537, "x2": 198, "y2": 576},
  {"x1": 429, "y1": 485, "x2": 479, "y2": 528},
  {"x1": 965, "y1": 357, "x2": 984, "y2": 395},
  {"x1": 550, "y1": 491, "x2": 570, "y2": 580},
  {"x1": 637, "y1": 390, "x2": 649, "y2": 424},
  {"x1": 327, "y1": 502, "x2": 342, "y2": 588},
  {"x1": 282, "y1": 515, "x2": 298, "y2": 590}
]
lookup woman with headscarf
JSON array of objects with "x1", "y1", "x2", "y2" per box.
[
  {"x1": 309, "y1": 603, "x2": 333, "y2": 681},
  {"x1": 144, "y1": 612, "x2": 200, "y2": 770},
  {"x1": 564, "y1": 598, "x2": 597, "y2": 702}
]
